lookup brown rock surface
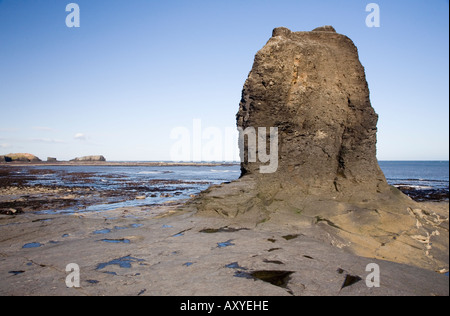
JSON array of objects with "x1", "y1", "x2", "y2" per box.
[{"x1": 238, "y1": 26, "x2": 386, "y2": 196}]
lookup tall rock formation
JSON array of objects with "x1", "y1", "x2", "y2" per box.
[
  {"x1": 237, "y1": 26, "x2": 388, "y2": 196},
  {"x1": 194, "y1": 27, "x2": 449, "y2": 272}
]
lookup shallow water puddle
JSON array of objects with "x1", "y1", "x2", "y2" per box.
[
  {"x1": 113, "y1": 226, "x2": 129, "y2": 230},
  {"x1": 114, "y1": 224, "x2": 143, "y2": 230},
  {"x1": 93, "y1": 224, "x2": 143, "y2": 235},
  {"x1": 99, "y1": 238, "x2": 131, "y2": 244},
  {"x1": 86, "y1": 279, "x2": 99, "y2": 284},
  {"x1": 137, "y1": 289, "x2": 147, "y2": 296},
  {"x1": 103, "y1": 271, "x2": 117, "y2": 275},
  {"x1": 22, "y1": 242, "x2": 42, "y2": 249},
  {"x1": 171, "y1": 228, "x2": 192, "y2": 237},
  {"x1": 96, "y1": 255, "x2": 145, "y2": 270},
  {"x1": 234, "y1": 270, "x2": 254, "y2": 279},
  {"x1": 93, "y1": 228, "x2": 112, "y2": 234},
  {"x1": 9, "y1": 270, "x2": 25, "y2": 276},
  {"x1": 225, "y1": 262, "x2": 247, "y2": 270},
  {"x1": 217, "y1": 240, "x2": 235, "y2": 248}
]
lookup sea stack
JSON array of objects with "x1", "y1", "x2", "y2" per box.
[
  {"x1": 238, "y1": 26, "x2": 388, "y2": 196},
  {"x1": 194, "y1": 27, "x2": 449, "y2": 272}
]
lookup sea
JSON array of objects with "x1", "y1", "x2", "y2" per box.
[
  {"x1": 378, "y1": 161, "x2": 449, "y2": 191},
  {"x1": 5, "y1": 161, "x2": 449, "y2": 214}
]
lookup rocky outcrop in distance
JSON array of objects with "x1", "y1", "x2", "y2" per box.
[
  {"x1": 70, "y1": 155, "x2": 106, "y2": 162},
  {"x1": 0, "y1": 154, "x2": 107, "y2": 163},
  {"x1": 0, "y1": 153, "x2": 41, "y2": 162}
]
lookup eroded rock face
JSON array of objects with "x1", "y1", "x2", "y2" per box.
[{"x1": 237, "y1": 26, "x2": 387, "y2": 196}]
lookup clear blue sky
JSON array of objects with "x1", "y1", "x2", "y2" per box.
[{"x1": 0, "y1": 0, "x2": 448, "y2": 161}]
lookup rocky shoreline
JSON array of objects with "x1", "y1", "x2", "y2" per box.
[
  {"x1": 0, "y1": 166, "x2": 206, "y2": 215},
  {"x1": 0, "y1": 200, "x2": 447, "y2": 296},
  {"x1": 0, "y1": 165, "x2": 447, "y2": 217},
  {"x1": 395, "y1": 186, "x2": 449, "y2": 202},
  {"x1": 0, "y1": 165, "x2": 448, "y2": 296}
]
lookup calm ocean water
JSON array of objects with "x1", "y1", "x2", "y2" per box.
[
  {"x1": 7, "y1": 161, "x2": 449, "y2": 213},
  {"x1": 379, "y1": 161, "x2": 449, "y2": 190},
  {"x1": 23, "y1": 164, "x2": 242, "y2": 214}
]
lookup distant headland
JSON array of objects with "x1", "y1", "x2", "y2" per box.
[
  {"x1": 0, "y1": 153, "x2": 106, "y2": 163},
  {"x1": 0, "y1": 153, "x2": 237, "y2": 167}
]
